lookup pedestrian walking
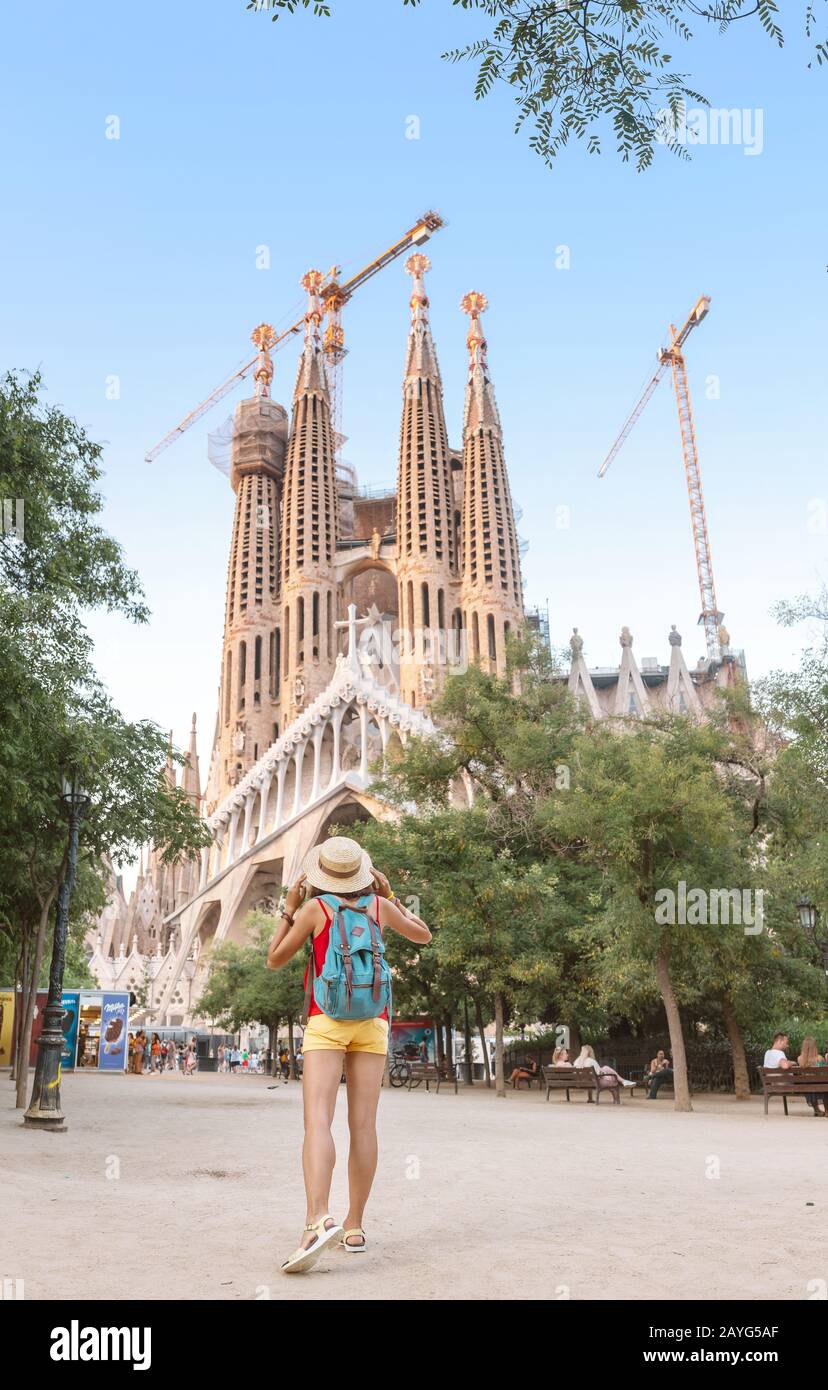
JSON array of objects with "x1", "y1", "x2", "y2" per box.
[{"x1": 267, "y1": 837, "x2": 431, "y2": 1273}]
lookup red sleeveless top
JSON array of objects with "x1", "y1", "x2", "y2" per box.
[{"x1": 304, "y1": 895, "x2": 388, "y2": 1021}]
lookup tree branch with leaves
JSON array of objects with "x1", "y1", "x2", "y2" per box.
[{"x1": 248, "y1": 0, "x2": 825, "y2": 169}]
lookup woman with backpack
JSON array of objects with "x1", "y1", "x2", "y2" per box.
[{"x1": 267, "y1": 835, "x2": 431, "y2": 1274}]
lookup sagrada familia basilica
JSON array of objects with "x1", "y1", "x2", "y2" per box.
[{"x1": 88, "y1": 255, "x2": 742, "y2": 1027}]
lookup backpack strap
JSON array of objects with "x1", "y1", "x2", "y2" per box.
[
  {"x1": 300, "y1": 900, "x2": 332, "y2": 1026},
  {"x1": 334, "y1": 904, "x2": 355, "y2": 1007},
  {"x1": 366, "y1": 897, "x2": 383, "y2": 1003}
]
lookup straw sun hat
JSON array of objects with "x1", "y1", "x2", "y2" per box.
[{"x1": 302, "y1": 836, "x2": 374, "y2": 895}]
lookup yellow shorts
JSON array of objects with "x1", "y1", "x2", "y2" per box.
[{"x1": 303, "y1": 1014, "x2": 389, "y2": 1055}]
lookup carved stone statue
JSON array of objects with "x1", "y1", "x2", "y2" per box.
[
  {"x1": 569, "y1": 627, "x2": 584, "y2": 659},
  {"x1": 620, "y1": 626, "x2": 633, "y2": 649},
  {"x1": 370, "y1": 527, "x2": 382, "y2": 560},
  {"x1": 668, "y1": 624, "x2": 682, "y2": 647}
]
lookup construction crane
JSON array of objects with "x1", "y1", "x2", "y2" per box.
[
  {"x1": 598, "y1": 294, "x2": 727, "y2": 664},
  {"x1": 144, "y1": 211, "x2": 446, "y2": 464}
]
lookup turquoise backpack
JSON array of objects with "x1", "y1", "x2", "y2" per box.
[{"x1": 302, "y1": 893, "x2": 393, "y2": 1025}]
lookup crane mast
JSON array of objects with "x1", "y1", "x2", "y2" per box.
[
  {"x1": 662, "y1": 332, "x2": 722, "y2": 664},
  {"x1": 599, "y1": 295, "x2": 726, "y2": 664},
  {"x1": 145, "y1": 211, "x2": 445, "y2": 464}
]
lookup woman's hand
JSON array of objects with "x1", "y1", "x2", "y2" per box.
[
  {"x1": 371, "y1": 868, "x2": 392, "y2": 900},
  {"x1": 283, "y1": 873, "x2": 307, "y2": 916}
]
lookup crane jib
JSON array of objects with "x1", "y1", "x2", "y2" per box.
[{"x1": 144, "y1": 212, "x2": 445, "y2": 464}]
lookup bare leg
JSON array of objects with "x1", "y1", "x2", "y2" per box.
[
  {"x1": 300, "y1": 1049, "x2": 345, "y2": 1249},
  {"x1": 342, "y1": 1052, "x2": 386, "y2": 1246}
]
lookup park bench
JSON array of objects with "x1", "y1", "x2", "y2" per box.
[
  {"x1": 758, "y1": 1065, "x2": 828, "y2": 1115},
  {"x1": 407, "y1": 1060, "x2": 458, "y2": 1095},
  {"x1": 542, "y1": 1065, "x2": 630, "y2": 1104}
]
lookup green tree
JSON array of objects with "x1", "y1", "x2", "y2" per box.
[
  {"x1": 0, "y1": 372, "x2": 209, "y2": 1105},
  {"x1": 752, "y1": 593, "x2": 828, "y2": 1027},
  {"x1": 344, "y1": 638, "x2": 598, "y2": 1090},
  {"x1": 199, "y1": 916, "x2": 306, "y2": 1075},
  {"x1": 545, "y1": 714, "x2": 746, "y2": 1109},
  {"x1": 756, "y1": 586, "x2": 828, "y2": 784},
  {"x1": 251, "y1": 1, "x2": 826, "y2": 170},
  {"x1": 355, "y1": 806, "x2": 558, "y2": 1093}
]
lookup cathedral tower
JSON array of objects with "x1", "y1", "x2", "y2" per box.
[
  {"x1": 395, "y1": 254, "x2": 460, "y2": 708},
  {"x1": 459, "y1": 292, "x2": 523, "y2": 674},
  {"x1": 217, "y1": 324, "x2": 288, "y2": 797},
  {"x1": 280, "y1": 272, "x2": 339, "y2": 724}
]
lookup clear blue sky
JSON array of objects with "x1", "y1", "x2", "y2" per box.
[{"x1": 2, "y1": 0, "x2": 826, "y2": 781}]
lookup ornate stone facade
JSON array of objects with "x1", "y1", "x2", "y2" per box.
[{"x1": 88, "y1": 260, "x2": 744, "y2": 1028}]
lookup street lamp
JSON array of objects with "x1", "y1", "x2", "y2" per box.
[
  {"x1": 24, "y1": 774, "x2": 90, "y2": 1131},
  {"x1": 796, "y1": 896, "x2": 828, "y2": 1001}
]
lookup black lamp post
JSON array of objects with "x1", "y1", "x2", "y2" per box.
[
  {"x1": 24, "y1": 774, "x2": 89, "y2": 1132},
  {"x1": 796, "y1": 896, "x2": 828, "y2": 1001}
]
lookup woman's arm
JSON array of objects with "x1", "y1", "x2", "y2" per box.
[
  {"x1": 267, "y1": 899, "x2": 321, "y2": 970},
  {"x1": 377, "y1": 895, "x2": 432, "y2": 945},
  {"x1": 370, "y1": 867, "x2": 431, "y2": 943}
]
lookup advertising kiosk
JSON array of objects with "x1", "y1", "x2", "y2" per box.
[{"x1": 0, "y1": 988, "x2": 130, "y2": 1071}]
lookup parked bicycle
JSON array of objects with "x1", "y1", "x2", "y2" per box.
[{"x1": 388, "y1": 1044, "x2": 418, "y2": 1088}]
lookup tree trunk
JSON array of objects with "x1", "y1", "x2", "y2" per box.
[
  {"x1": 722, "y1": 995, "x2": 751, "y2": 1100},
  {"x1": 16, "y1": 911, "x2": 44, "y2": 1106},
  {"x1": 287, "y1": 1017, "x2": 297, "y2": 1079},
  {"x1": 10, "y1": 947, "x2": 26, "y2": 1081},
  {"x1": 434, "y1": 1018, "x2": 444, "y2": 1070},
  {"x1": 654, "y1": 945, "x2": 692, "y2": 1112},
  {"x1": 463, "y1": 996, "x2": 474, "y2": 1085},
  {"x1": 17, "y1": 903, "x2": 52, "y2": 1108},
  {"x1": 494, "y1": 992, "x2": 506, "y2": 1098},
  {"x1": 474, "y1": 996, "x2": 491, "y2": 1087},
  {"x1": 443, "y1": 1015, "x2": 453, "y2": 1072}
]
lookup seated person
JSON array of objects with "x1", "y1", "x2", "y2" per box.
[
  {"x1": 645, "y1": 1049, "x2": 669, "y2": 1084},
  {"x1": 508, "y1": 1054, "x2": 539, "y2": 1089},
  {"x1": 573, "y1": 1044, "x2": 635, "y2": 1088},
  {"x1": 797, "y1": 1035, "x2": 827, "y2": 1117},
  {"x1": 646, "y1": 1053, "x2": 674, "y2": 1099},
  {"x1": 551, "y1": 1047, "x2": 573, "y2": 1067},
  {"x1": 763, "y1": 1032, "x2": 792, "y2": 1069}
]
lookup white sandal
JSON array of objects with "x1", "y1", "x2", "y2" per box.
[
  {"x1": 281, "y1": 1215, "x2": 343, "y2": 1274},
  {"x1": 340, "y1": 1227, "x2": 367, "y2": 1254}
]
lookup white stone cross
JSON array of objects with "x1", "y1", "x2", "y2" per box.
[{"x1": 334, "y1": 602, "x2": 371, "y2": 674}]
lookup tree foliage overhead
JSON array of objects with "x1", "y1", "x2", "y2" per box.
[
  {"x1": 0, "y1": 371, "x2": 209, "y2": 1100},
  {"x1": 248, "y1": 1, "x2": 826, "y2": 170}
]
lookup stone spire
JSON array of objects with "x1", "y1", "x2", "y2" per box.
[
  {"x1": 396, "y1": 254, "x2": 460, "y2": 708},
  {"x1": 403, "y1": 252, "x2": 441, "y2": 384},
  {"x1": 459, "y1": 292, "x2": 523, "y2": 675},
  {"x1": 181, "y1": 713, "x2": 202, "y2": 807},
  {"x1": 280, "y1": 271, "x2": 339, "y2": 723},
  {"x1": 216, "y1": 323, "x2": 289, "y2": 798},
  {"x1": 462, "y1": 291, "x2": 501, "y2": 435},
  {"x1": 164, "y1": 732, "x2": 176, "y2": 791},
  {"x1": 252, "y1": 322, "x2": 275, "y2": 399}
]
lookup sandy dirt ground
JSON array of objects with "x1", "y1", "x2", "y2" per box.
[{"x1": 2, "y1": 1070, "x2": 826, "y2": 1301}]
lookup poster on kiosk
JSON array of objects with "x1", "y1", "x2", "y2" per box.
[
  {"x1": 98, "y1": 993, "x2": 129, "y2": 1070},
  {"x1": 75, "y1": 990, "x2": 130, "y2": 1070},
  {"x1": 60, "y1": 990, "x2": 80, "y2": 1069}
]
